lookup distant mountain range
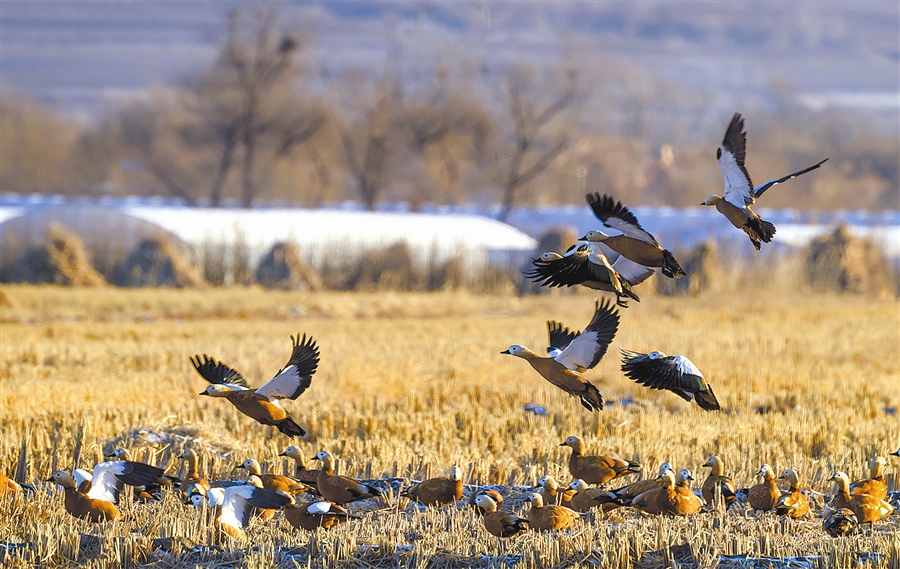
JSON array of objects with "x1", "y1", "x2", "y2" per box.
[{"x1": 1, "y1": 2, "x2": 897, "y2": 120}]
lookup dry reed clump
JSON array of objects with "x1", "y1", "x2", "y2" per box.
[
  {"x1": 6, "y1": 224, "x2": 105, "y2": 286},
  {"x1": 805, "y1": 225, "x2": 895, "y2": 295},
  {"x1": 342, "y1": 242, "x2": 426, "y2": 291},
  {"x1": 518, "y1": 227, "x2": 578, "y2": 295},
  {"x1": 256, "y1": 242, "x2": 323, "y2": 291},
  {"x1": 112, "y1": 238, "x2": 205, "y2": 288},
  {"x1": 656, "y1": 240, "x2": 723, "y2": 296}
]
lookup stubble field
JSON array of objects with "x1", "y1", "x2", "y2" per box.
[{"x1": 0, "y1": 285, "x2": 898, "y2": 568}]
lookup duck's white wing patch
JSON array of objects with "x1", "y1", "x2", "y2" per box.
[
  {"x1": 256, "y1": 334, "x2": 319, "y2": 401},
  {"x1": 308, "y1": 501, "x2": 333, "y2": 515},
  {"x1": 221, "y1": 485, "x2": 254, "y2": 530},
  {"x1": 611, "y1": 256, "x2": 654, "y2": 286},
  {"x1": 718, "y1": 148, "x2": 754, "y2": 208},
  {"x1": 673, "y1": 355, "x2": 703, "y2": 377},
  {"x1": 208, "y1": 487, "x2": 226, "y2": 507},
  {"x1": 73, "y1": 468, "x2": 93, "y2": 488},
  {"x1": 554, "y1": 331, "x2": 601, "y2": 371},
  {"x1": 255, "y1": 365, "x2": 304, "y2": 400},
  {"x1": 87, "y1": 462, "x2": 124, "y2": 504}
]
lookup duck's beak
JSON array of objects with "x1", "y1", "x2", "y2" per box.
[
  {"x1": 500, "y1": 349, "x2": 511, "y2": 354},
  {"x1": 558, "y1": 442, "x2": 567, "y2": 447},
  {"x1": 199, "y1": 391, "x2": 208, "y2": 396}
]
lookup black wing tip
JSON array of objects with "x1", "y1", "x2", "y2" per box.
[
  {"x1": 585, "y1": 192, "x2": 642, "y2": 229},
  {"x1": 278, "y1": 418, "x2": 306, "y2": 438}
]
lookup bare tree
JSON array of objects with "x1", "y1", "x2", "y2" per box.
[{"x1": 496, "y1": 66, "x2": 578, "y2": 221}]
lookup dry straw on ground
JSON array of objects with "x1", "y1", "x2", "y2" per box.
[{"x1": 0, "y1": 286, "x2": 897, "y2": 568}]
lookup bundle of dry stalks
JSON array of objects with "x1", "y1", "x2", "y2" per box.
[
  {"x1": 805, "y1": 225, "x2": 895, "y2": 295},
  {"x1": 7, "y1": 224, "x2": 105, "y2": 286},
  {"x1": 113, "y1": 238, "x2": 205, "y2": 288},
  {"x1": 256, "y1": 242, "x2": 323, "y2": 291}
]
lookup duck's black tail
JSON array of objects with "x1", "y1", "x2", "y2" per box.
[
  {"x1": 661, "y1": 249, "x2": 685, "y2": 278},
  {"x1": 277, "y1": 418, "x2": 306, "y2": 438}
]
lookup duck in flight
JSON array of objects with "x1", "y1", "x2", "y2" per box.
[
  {"x1": 702, "y1": 112, "x2": 828, "y2": 250},
  {"x1": 619, "y1": 349, "x2": 720, "y2": 411},
  {"x1": 191, "y1": 333, "x2": 319, "y2": 437}
]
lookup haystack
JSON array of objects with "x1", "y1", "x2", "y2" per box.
[
  {"x1": 255, "y1": 242, "x2": 322, "y2": 291},
  {"x1": 7, "y1": 224, "x2": 105, "y2": 286},
  {"x1": 113, "y1": 238, "x2": 205, "y2": 288},
  {"x1": 344, "y1": 242, "x2": 425, "y2": 291},
  {"x1": 656, "y1": 240, "x2": 722, "y2": 296},
  {"x1": 517, "y1": 226, "x2": 578, "y2": 295},
  {"x1": 805, "y1": 225, "x2": 893, "y2": 295}
]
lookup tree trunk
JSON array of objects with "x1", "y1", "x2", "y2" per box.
[{"x1": 209, "y1": 139, "x2": 237, "y2": 208}]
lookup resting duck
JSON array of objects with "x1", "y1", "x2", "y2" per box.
[
  {"x1": 560, "y1": 435, "x2": 641, "y2": 486},
  {"x1": 526, "y1": 492, "x2": 580, "y2": 531},
  {"x1": 829, "y1": 472, "x2": 893, "y2": 524},
  {"x1": 823, "y1": 508, "x2": 858, "y2": 537},
  {"x1": 599, "y1": 462, "x2": 674, "y2": 509},
  {"x1": 284, "y1": 500, "x2": 358, "y2": 531},
  {"x1": 469, "y1": 488, "x2": 504, "y2": 513},
  {"x1": 179, "y1": 449, "x2": 210, "y2": 502},
  {"x1": 312, "y1": 451, "x2": 383, "y2": 505},
  {"x1": 192, "y1": 333, "x2": 319, "y2": 437},
  {"x1": 537, "y1": 475, "x2": 574, "y2": 508},
  {"x1": 567, "y1": 479, "x2": 610, "y2": 512},
  {"x1": 582, "y1": 193, "x2": 684, "y2": 278},
  {"x1": 620, "y1": 349, "x2": 720, "y2": 411},
  {"x1": 702, "y1": 112, "x2": 828, "y2": 250},
  {"x1": 700, "y1": 455, "x2": 736, "y2": 508},
  {"x1": 502, "y1": 299, "x2": 619, "y2": 411},
  {"x1": 775, "y1": 468, "x2": 810, "y2": 520},
  {"x1": 747, "y1": 464, "x2": 782, "y2": 512},
  {"x1": 47, "y1": 459, "x2": 165, "y2": 522},
  {"x1": 850, "y1": 456, "x2": 888, "y2": 500},
  {"x1": 403, "y1": 466, "x2": 463, "y2": 507},
  {"x1": 524, "y1": 244, "x2": 644, "y2": 307},
  {"x1": 474, "y1": 494, "x2": 529, "y2": 538}
]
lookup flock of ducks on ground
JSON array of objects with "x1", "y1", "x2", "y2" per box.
[
  {"x1": 2, "y1": 114, "x2": 891, "y2": 545},
  {"x1": 4, "y1": 442, "x2": 896, "y2": 541}
]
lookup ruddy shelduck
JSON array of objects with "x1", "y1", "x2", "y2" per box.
[
  {"x1": 403, "y1": 466, "x2": 463, "y2": 507},
  {"x1": 560, "y1": 435, "x2": 641, "y2": 486},
  {"x1": 475, "y1": 494, "x2": 529, "y2": 538},
  {"x1": 526, "y1": 492, "x2": 580, "y2": 531},
  {"x1": 620, "y1": 349, "x2": 720, "y2": 411},
  {"x1": 747, "y1": 464, "x2": 781, "y2": 512},
  {"x1": 312, "y1": 451, "x2": 383, "y2": 505}
]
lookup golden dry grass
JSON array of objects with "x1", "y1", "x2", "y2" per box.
[{"x1": 0, "y1": 284, "x2": 898, "y2": 568}]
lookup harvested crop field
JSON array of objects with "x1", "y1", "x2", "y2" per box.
[{"x1": 0, "y1": 285, "x2": 898, "y2": 568}]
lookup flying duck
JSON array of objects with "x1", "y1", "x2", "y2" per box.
[
  {"x1": 537, "y1": 475, "x2": 574, "y2": 508},
  {"x1": 850, "y1": 456, "x2": 888, "y2": 500},
  {"x1": 747, "y1": 464, "x2": 781, "y2": 512},
  {"x1": 620, "y1": 349, "x2": 720, "y2": 411},
  {"x1": 775, "y1": 469, "x2": 810, "y2": 520},
  {"x1": 403, "y1": 466, "x2": 463, "y2": 507},
  {"x1": 212, "y1": 475, "x2": 292, "y2": 541},
  {"x1": 191, "y1": 333, "x2": 319, "y2": 437},
  {"x1": 105, "y1": 449, "x2": 181, "y2": 501},
  {"x1": 526, "y1": 492, "x2": 580, "y2": 531},
  {"x1": 823, "y1": 507, "x2": 859, "y2": 538},
  {"x1": 700, "y1": 455, "x2": 736, "y2": 508},
  {"x1": 278, "y1": 446, "x2": 321, "y2": 487},
  {"x1": 560, "y1": 435, "x2": 641, "y2": 486},
  {"x1": 524, "y1": 244, "x2": 644, "y2": 307},
  {"x1": 582, "y1": 193, "x2": 684, "y2": 278},
  {"x1": 312, "y1": 451, "x2": 383, "y2": 505},
  {"x1": 502, "y1": 299, "x2": 619, "y2": 412},
  {"x1": 179, "y1": 449, "x2": 210, "y2": 502},
  {"x1": 47, "y1": 460, "x2": 165, "y2": 522},
  {"x1": 829, "y1": 472, "x2": 893, "y2": 524},
  {"x1": 702, "y1": 112, "x2": 828, "y2": 250},
  {"x1": 284, "y1": 500, "x2": 359, "y2": 531},
  {"x1": 474, "y1": 494, "x2": 529, "y2": 538}
]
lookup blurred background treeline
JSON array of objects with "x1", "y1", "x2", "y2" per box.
[{"x1": 1, "y1": 4, "x2": 898, "y2": 216}]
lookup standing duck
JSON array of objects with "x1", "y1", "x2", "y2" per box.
[
  {"x1": 179, "y1": 449, "x2": 210, "y2": 502},
  {"x1": 700, "y1": 455, "x2": 736, "y2": 508},
  {"x1": 312, "y1": 451, "x2": 383, "y2": 505},
  {"x1": 747, "y1": 464, "x2": 782, "y2": 512},
  {"x1": 560, "y1": 435, "x2": 641, "y2": 486},
  {"x1": 619, "y1": 349, "x2": 720, "y2": 411},
  {"x1": 526, "y1": 492, "x2": 580, "y2": 531},
  {"x1": 403, "y1": 465, "x2": 464, "y2": 507},
  {"x1": 582, "y1": 192, "x2": 684, "y2": 278},
  {"x1": 702, "y1": 112, "x2": 828, "y2": 250},
  {"x1": 502, "y1": 299, "x2": 619, "y2": 412},
  {"x1": 279, "y1": 446, "x2": 321, "y2": 487},
  {"x1": 191, "y1": 333, "x2": 319, "y2": 437},
  {"x1": 775, "y1": 468, "x2": 810, "y2": 520},
  {"x1": 474, "y1": 494, "x2": 529, "y2": 538}
]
